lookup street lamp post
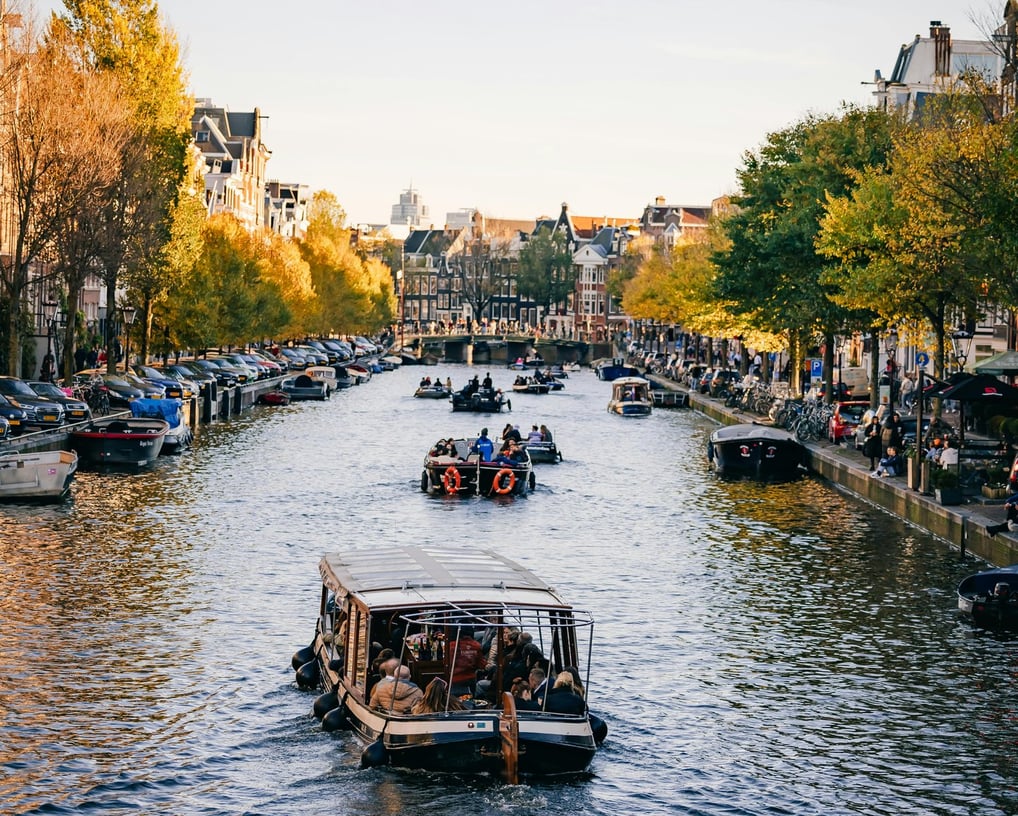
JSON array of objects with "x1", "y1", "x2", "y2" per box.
[
  {"x1": 396, "y1": 269, "x2": 404, "y2": 352},
  {"x1": 42, "y1": 300, "x2": 56, "y2": 381},
  {"x1": 882, "y1": 327, "x2": 899, "y2": 409},
  {"x1": 120, "y1": 305, "x2": 137, "y2": 368},
  {"x1": 950, "y1": 329, "x2": 973, "y2": 373}
]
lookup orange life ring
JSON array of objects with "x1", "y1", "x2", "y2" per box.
[
  {"x1": 442, "y1": 466, "x2": 462, "y2": 494},
  {"x1": 493, "y1": 468, "x2": 516, "y2": 494}
]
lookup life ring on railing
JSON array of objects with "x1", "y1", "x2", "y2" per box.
[
  {"x1": 493, "y1": 468, "x2": 516, "y2": 494},
  {"x1": 442, "y1": 466, "x2": 462, "y2": 494}
]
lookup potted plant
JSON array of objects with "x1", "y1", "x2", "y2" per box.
[
  {"x1": 982, "y1": 467, "x2": 1010, "y2": 500},
  {"x1": 931, "y1": 467, "x2": 963, "y2": 505}
]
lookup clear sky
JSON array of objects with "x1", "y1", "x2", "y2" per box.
[{"x1": 53, "y1": 1, "x2": 997, "y2": 226}]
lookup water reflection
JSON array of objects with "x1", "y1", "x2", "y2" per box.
[{"x1": 0, "y1": 367, "x2": 1016, "y2": 814}]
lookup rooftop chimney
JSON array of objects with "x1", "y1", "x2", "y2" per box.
[{"x1": 930, "y1": 21, "x2": 951, "y2": 76}]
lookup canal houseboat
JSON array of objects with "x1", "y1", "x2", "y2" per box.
[
  {"x1": 292, "y1": 546, "x2": 605, "y2": 781},
  {"x1": 606, "y1": 376, "x2": 653, "y2": 416},
  {"x1": 421, "y1": 437, "x2": 534, "y2": 496},
  {"x1": 707, "y1": 423, "x2": 805, "y2": 480}
]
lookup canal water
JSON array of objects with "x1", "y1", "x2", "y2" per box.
[{"x1": 1, "y1": 365, "x2": 1016, "y2": 816}]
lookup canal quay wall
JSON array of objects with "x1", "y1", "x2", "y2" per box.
[
  {"x1": 6, "y1": 378, "x2": 278, "y2": 456},
  {"x1": 656, "y1": 377, "x2": 1018, "y2": 569}
]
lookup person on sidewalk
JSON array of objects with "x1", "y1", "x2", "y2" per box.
[{"x1": 987, "y1": 493, "x2": 1018, "y2": 537}]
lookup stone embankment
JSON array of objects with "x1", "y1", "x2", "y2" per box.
[{"x1": 656, "y1": 376, "x2": 1018, "y2": 568}]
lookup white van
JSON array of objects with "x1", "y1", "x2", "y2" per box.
[{"x1": 838, "y1": 367, "x2": 870, "y2": 397}]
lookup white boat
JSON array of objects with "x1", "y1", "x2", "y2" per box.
[
  {"x1": 0, "y1": 449, "x2": 78, "y2": 500},
  {"x1": 292, "y1": 546, "x2": 606, "y2": 781},
  {"x1": 607, "y1": 376, "x2": 653, "y2": 416}
]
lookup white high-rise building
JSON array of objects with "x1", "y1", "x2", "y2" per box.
[{"x1": 390, "y1": 185, "x2": 429, "y2": 227}]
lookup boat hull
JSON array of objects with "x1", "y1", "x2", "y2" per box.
[
  {"x1": 70, "y1": 417, "x2": 168, "y2": 467},
  {"x1": 423, "y1": 458, "x2": 533, "y2": 496},
  {"x1": 339, "y1": 691, "x2": 596, "y2": 775},
  {"x1": 957, "y1": 565, "x2": 1018, "y2": 629},
  {"x1": 607, "y1": 399, "x2": 652, "y2": 416},
  {"x1": 708, "y1": 424, "x2": 804, "y2": 480},
  {"x1": 0, "y1": 450, "x2": 77, "y2": 500}
]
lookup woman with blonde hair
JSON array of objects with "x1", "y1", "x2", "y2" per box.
[
  {"x1": 544, "y1": 671, "x2": 585, "y2": 715},
  {"x1": 412, "y1": 677, "x2": 465, "y2": 715}
]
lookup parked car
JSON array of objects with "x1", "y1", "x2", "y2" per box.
[
  {"x1": 0, "y1": 376, "x2": 65, "y2": 429},
  {"x1": 171, "y1": 362, "x2": 220, "y2": 392},
  {"x1": 184, "y1": 359, "x2": 238, "y2": 388},
  {"x1": 828, "y1": 400, "x2": 870, "y2": 444},
  {"x1": 132, "y1": 364, "x2": 188, "y2": 399},
  {"x1": 0, "y1": 393, "x2": 29, "y2": 434},
  {"x1": 0, "y1": 414, "x2": 9, "y2": 440},
  {"x1": 73, "y1": 370, "x2": 144, "y2": 404},
  {"x1": 158, "y1": 365, "x2": 206, "y2": 396},
  {"x1": 26, "y1": 380, "x2": 91, "y2": 423},
  {"x1": 202, "y1": 357, "x2": 251, "y2": 385},
  {"x1": 709, "y1": 369, "x2": 741, "y2": 398}
]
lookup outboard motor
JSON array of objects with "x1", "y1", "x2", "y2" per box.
[{"x1": 993, "y1": 582, "x2": 1011, "y2": 599}]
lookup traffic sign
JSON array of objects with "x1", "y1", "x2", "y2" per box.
[{"x1": 915, "y1": 351, "x2": 930, "y2": 368}]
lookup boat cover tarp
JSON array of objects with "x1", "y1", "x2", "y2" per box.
[{"x1": 130, "y1": 397, "x2": 183, "y2": 429}]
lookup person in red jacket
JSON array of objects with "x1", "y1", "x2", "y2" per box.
[{"x1": 450, "y1": 628, "x2": 486, "y2": 697}]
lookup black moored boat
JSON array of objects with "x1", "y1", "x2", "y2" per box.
[
  {"x1": 957, "y1": 564, "x2": 1018, "y2": 630},
  {"x1": 292, "y1": 546, "x2": 606, "y2": 781},
  {"x1": 707, "y1": 423, "x2": 805, "y2": 480}
]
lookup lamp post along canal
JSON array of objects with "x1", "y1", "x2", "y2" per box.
[{"x1": 121, "y1": 305, "x2": 136, "y2": 368}]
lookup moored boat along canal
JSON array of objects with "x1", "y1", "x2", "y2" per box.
[{"x1": 1, "y1": 365, "x2": 1016, "y2": 816}]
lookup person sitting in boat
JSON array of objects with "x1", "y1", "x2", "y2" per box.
[
  {"x1": 450, "y1": 628, "x2": 487, "y2": 697},
  {"x1": 540, "y1": 424, "x2": 553, "y2": 443},
  {"x1": 412, "y1": 677, "x2": 465, "y2": 715},
  {"x1": 506, "y1": 425, "x2": 522, "y2": 444},
  {"x1": 492, "y1": 447, "x2": 517, "y2": 468},
  {"x1": 527, "y1": 425, "x2": 543, "y2": 444},
  {"x1": 470, "y1": 428, "x2": 494, "y2": 461},
  {"x1": 369, "y1": 662, "x2": 423, "y2": 714},
  {"x1": 419, "y1": 376, "x2": 429, "y2": 388},
  {"x1": 445, "y1": 377, "x2": 452, "y2": 391},
  {"x1": 516, "y1": 666, "x2": 548, "y2": 710},
  {"x1": 501, "y1": 423, "x2": 514, "y2": 442},
  {"x1": 514, "y1": 375, "x2": 526, "y2": 386},
  {"x1": 544, "y1": 671, "x2": 586, "y2": 715}
]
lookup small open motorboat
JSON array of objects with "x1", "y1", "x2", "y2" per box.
[
  {"x1": 292, "y1": 546, "x2": 606, "y2": 781},
  {"x1": 129, "y1": 397, "x2": 192, "y2": 454},
  {"x1": 0, "y1": 449, "x2": 78, "y2": 501},
  {"x1": 957, "y1": 564, "x2": 1018, "y2": 630},
  {"x1": 413, "y1": 384, "x2": 451, "y2": 399},
  {"x1": 258, "y1": 389, "x2": 291, "y2": 406},
  {"x1": 511, "y1": 377, "x2": 549, "y2": 395},
  {"x1": 520, "y1": 439, "x2": 562, "y2": 463},
  {"x1": 421, "y1": 437, "x2": 534, "y2": 496},
  {"x1": 707, "y1": 423, "x2": 805, "y2": 480},
  {"x1": 607, "y1": 376, "x2": 652, "y2": 416},
  {"x1": 450, "y1": 387, "x2": 511, "y2": 413},
  {"x1": 70, "y1": 416, "x2": 169, "y2": 467},
  {"x1": 280, "y1": 373, "x2": 331, "y2": 401}
]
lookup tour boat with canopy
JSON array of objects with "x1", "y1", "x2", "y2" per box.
[{"x1": 291, "y1": 546, "x2": 605, "y2": 781}]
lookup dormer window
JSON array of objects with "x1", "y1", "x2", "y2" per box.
[{"x1": 196, "y1": 131, "x2": 210, "y2": 143}]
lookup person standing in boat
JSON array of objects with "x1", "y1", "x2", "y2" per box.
[
  {"x1": 470, "y1": 428, "x2": 494, "y2": 461},
  {"x1": 450, "y1": 628, "x2": 487, "y2": 697},
  {"x1": 482, "y1": 371, "x2": 493, "y2": 390}
]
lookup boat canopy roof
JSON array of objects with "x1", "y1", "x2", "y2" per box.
[
  {"x1": 319, "y1": 546, "x2": 571, "y2": 611},
  {"x1": 612, "y1": 376, "x2": 649, "y2": 387}
]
